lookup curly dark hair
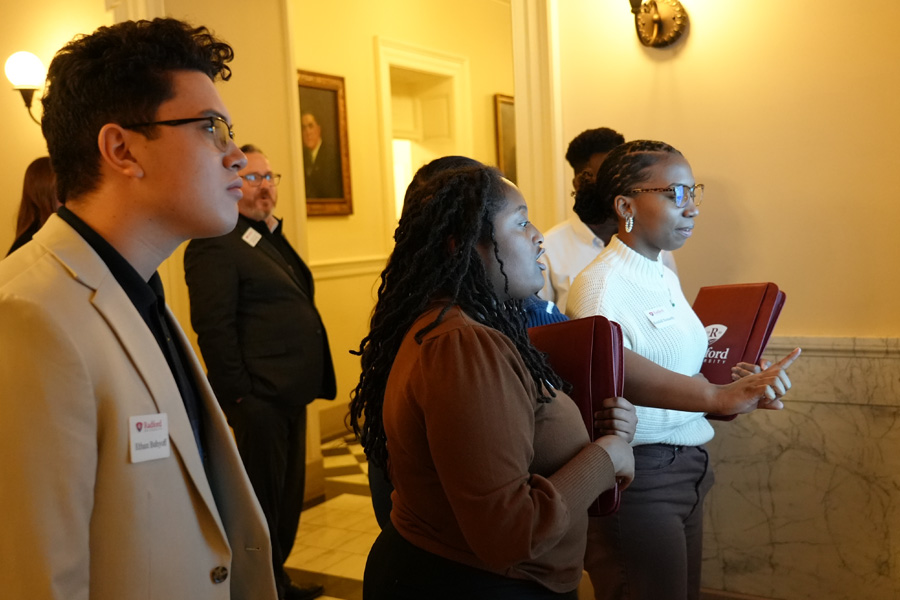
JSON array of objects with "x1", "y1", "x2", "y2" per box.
[
  {"x1": 573, "y1": 140, "x2": 682, "y2": 226},
  {"x1": 41, "y1": 18, "x2": 235, "y2": 202},
  {"x1": 565, "y1": 127, "x2": 626, "y2": 174},
  {"x1": 348, "y1": 161, "x2": 565, "y2": 470}
]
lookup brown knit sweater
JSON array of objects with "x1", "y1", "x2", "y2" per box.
[{"x1": 385, "y1": 305, "x2": 616, "y2": 593}]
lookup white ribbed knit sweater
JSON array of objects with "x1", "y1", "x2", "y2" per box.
[{"x1": 567, "y1": 236, "x2": 714, "y2": 447}]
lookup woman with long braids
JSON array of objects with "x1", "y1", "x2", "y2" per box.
[
  {"x1": 365, "y1": 156, "x2": 569, "y2": 529},
  {"x1": 365, "y1": 155, "x2": 481, "y2": 530},
  {"x1": 567, "y1": 140, "x2": 800, "y2": 600},
  {"x1": 351, "y1": 161, "x2": 636, "y2": 599}
]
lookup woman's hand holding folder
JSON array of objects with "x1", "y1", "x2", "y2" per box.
[
  {"x1": 592, "y1": 435, "x2": 635, "y2": 491},
  {"x1": 593, "y1": 396, "x2": 637, "y2": 442}
]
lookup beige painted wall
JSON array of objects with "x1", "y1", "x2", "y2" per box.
[
  {"x1": 0, "y1": 1, "x2": 113, "y2": 254},
  {"x1": 290, "y1": 0, "x2": 515, "y2": 437},
  {"x1": 291, "y1": 0, "x2": 514, "y2": 264},
  {"x1": 555, "y1": 2, "x2": 900, "y2": 337}
]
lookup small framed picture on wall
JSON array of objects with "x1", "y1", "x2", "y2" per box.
[
  {"x1": 298, "y1": 69, "x2": 353, "y2": 216},
  {"x1": 494, "y1": 93, "x2": 517, "y2": 184}
]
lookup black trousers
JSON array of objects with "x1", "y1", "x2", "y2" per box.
[
  {"x1": 584, "y1": 444, "x2": 714, "y2": 600},
  {"x1": 367, "y1": 460, "x2": 394, "y2": 530},
  {"x1": 225, "y1": 397, "x2": 308, "y2": 598},
  {"x1": 364, "y1": 522, "x2": 578, "y2": 600}
]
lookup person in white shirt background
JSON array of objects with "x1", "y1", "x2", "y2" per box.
[{"x1": 539, "y1": 127, "x2": 676, "y2": 313}]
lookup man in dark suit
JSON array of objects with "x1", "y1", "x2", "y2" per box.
[
  {"x1": 184, "y1": 144, "x2": 336, "y2": 600},
  {"x1": 301, "y1": 112, "x2": 343, "y2": 198}
]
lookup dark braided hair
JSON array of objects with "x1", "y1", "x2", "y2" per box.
[
  {"x1": 401, "y1": 155, "x2": 481, "y2": 211},
  {"x1": 349, "y1": 161, "x2": 565, "y2": 470},
  {"x1": 573, "y1": 140, "x2": 683, "y2": 226}
]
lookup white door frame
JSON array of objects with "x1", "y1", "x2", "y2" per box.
[
  {"x1": 373, "y1": 37, "x2": 472, "y2": 248},
  {"x1": 510, "y1": 0, "x2": 566, "y2": 229}
]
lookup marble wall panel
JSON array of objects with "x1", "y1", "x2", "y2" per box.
[{"x1": 701, "y1": 337, "x2": 900, "y2": 599}]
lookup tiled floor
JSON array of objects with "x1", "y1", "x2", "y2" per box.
[{"x1": 285, "y1": 436, "x2": 373, "y2": 600}]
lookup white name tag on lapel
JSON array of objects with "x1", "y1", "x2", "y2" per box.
[
  {"x1": 129, "y1": 413, "x2": 170, "y2": 463},
  {"x1": 241, "y1": 227, "x2": 262, "y2": 247},
  {"x1": 646, "y1": 305, "x2": 676, "y2": 329}
]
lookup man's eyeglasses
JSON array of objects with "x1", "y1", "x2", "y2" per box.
[
  {"x1": 241, "y1": 173, "x2": 282, "y2": 187},
  {"x1": 627, "y1": 183, "x2": 704, "y2": 208},
  {"x1": 570, "y1": 169, "x2": 597, "y2": 197},
  {"x1": 121, "y1": 116, "x2": 235, "y2": 152}
]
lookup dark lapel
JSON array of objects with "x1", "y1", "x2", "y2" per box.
[{"x1": 235, "y1": 218, "x2": 312, "y2": 298}]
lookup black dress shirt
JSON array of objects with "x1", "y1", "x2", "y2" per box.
[{"x1": 57, "y1": 206, "x2": 206, "y2": 462}]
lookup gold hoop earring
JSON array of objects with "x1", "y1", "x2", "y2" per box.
[{"x1": 625, "y1": 215, "x2": 634, "y2": 233}]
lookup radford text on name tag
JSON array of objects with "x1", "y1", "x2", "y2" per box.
[{"x1": 129, "y1": 413, "x2": 170, "y2": 463}]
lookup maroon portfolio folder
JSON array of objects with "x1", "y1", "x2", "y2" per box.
[
  {"x1": 692, "y1": 282, "x2": 786, "y2": 386},
  {"x1": 528, "y1": 316, "x2": 624, "y2": 516}
]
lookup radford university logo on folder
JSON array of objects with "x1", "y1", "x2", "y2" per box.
[
  {"x1": 705, "y1": 324, "x2": 727, "y2": 344},
  {"x1": 704, "y1": 325, "x2": 731, "y2": 363},
  {"x1": 692, "y1": 283, "x2": 786, "y2": 385}
]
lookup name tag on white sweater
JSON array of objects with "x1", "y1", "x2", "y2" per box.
[{"x1": 646, "y1": 305, "x2": 676, "y2": 329}]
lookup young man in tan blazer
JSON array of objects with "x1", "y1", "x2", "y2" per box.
[{"x1": 0, "y1": 19, "x2": 278, "y2": 600}]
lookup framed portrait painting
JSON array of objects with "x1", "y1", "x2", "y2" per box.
[
  {"x1": 494, "y1": 94, "x2": 517, "y2": 185},
  {"x1": 297, "y1": 69, "x2": 353, "y2": 216}
]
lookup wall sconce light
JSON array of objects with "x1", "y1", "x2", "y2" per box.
[
  {"x1": 628, "y1": 0, "x2": 688, "y2": 48},
  {"x1": 5, "y1": 51, "x2": 45, "y2": 125}
]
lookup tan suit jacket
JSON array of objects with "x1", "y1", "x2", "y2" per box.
[{"x1": 0, "y1": 215, "x2": 278, "y2": 600}]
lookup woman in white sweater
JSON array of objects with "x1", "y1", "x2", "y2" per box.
[{"x1": 567, "y1": 140, "x2": 774, "y2": 600}]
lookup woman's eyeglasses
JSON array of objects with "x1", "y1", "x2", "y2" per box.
[{"x1": 627, "y1": 183, "x2": 704, "y2": 208}]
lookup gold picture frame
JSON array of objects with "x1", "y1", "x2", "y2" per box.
[
  {"x1": 494, "y1": 94, "x2": 517, "y2": 184},
  {"x1": 297, "y1": 70, "x2": 353, "y2": 216}
]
